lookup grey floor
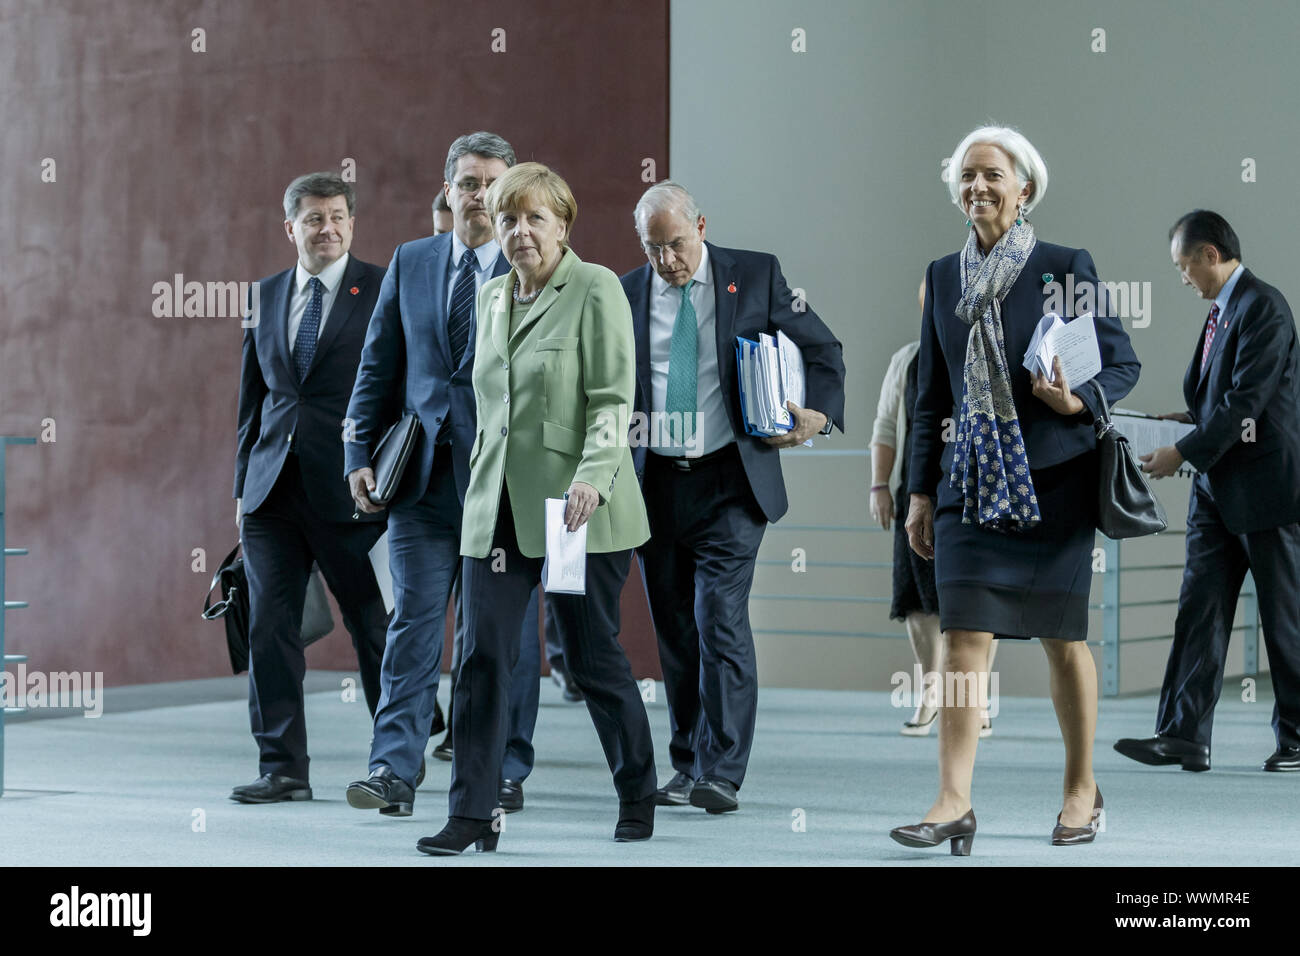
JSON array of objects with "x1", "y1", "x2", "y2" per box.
[{"x1": 1, "y1": 673, "x2": 1295, "y2": 866}]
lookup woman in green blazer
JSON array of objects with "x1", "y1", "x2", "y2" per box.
[{"x1": 418, "y1": 163, "x2": 658, "y2": 856}]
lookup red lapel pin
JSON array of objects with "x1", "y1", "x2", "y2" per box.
[
  {"x1": 350, "y1": 286, "x2": 359, "y2": 295},
  {"x1": 727, "y1": 282, "x2": 737, "y2": 294}
]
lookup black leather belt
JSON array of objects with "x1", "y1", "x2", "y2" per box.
[{"x1": 653, "y1": 443, "x2": 735, "y2": 473}]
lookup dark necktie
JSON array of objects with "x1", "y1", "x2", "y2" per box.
[
  {"x1": 447, "y1": 249, "x2": 477, "y2": 368},
  {"x1": 1200, "y1": 303, "x2": 1221, "y2": 375},
  {"x1": 293, "y1": 276, "x2": 324, "y2": 380}
]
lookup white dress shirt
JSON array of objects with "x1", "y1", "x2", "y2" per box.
[
  {"x1": 288, "y1": 253, "x2": 350, "y2": 355},
  {"x1": 648, "y1": 244, "x2": 736, "y2": 457}
]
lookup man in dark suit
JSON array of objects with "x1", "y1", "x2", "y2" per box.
[
  {"x1": 231, "y1": 172, "x2": 389, "y2": 803},
  {"x1": 343, "y1": 132, "x2": 515, "y2": 816},
  {"x1": 1118, "y1": 210, "x2": 1300, "y2": 773},
  {"x1": 620, "y1": 181, "x2": 846, "y2": 812}
]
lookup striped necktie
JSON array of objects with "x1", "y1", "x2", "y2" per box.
[
  {"x1": 447, "y1": 249, "x2": 477, "y2": 368},
  {"x1": 1200, "y1": 303, "x2": 1221, "y2": 374},
  {"x1": 293, "y1": 276, "x2": 323, "y2": 380}
]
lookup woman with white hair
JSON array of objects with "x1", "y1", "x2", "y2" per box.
[{"x1": 891, "y1": 126, "x2": 1140, "y2": 854}]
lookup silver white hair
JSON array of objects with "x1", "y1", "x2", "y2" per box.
[
  {"x1": 943, "y1": 125, "x2": 1049, "y2": 215},
  {"x1": 633, "y1": 180, "x2": 702, "y2": 236}
]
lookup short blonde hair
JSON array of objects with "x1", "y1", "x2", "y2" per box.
[
  {"x1": 943, "y1": 125, "x2": 1049, "y2": 215},
  {"x1": 485, "y1": 162, "x2": 577, "y2": 245}
]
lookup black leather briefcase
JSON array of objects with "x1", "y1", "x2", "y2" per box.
[{"x1": 368, "y1": 412, "x2": 420, "y2": 505}]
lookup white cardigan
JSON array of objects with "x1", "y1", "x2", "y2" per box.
[{"x1": 870, "y1": 341, "x2": 921, "y2": 498}]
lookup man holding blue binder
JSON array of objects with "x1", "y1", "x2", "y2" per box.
[{"x1": 621, "y1": 181, "x2": 846, "y2": 813}]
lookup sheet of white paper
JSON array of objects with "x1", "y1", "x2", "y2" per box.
[
  {"x1": 777, "y1": 330, "x2": 806, "y2": 410},
  {"x1": 542, "y1": 497, "x2": 587, "y2": 594},
  {"x1": 1023, "y1": 314, "x2": 1061, "y2": 376},
  {"x1": 1111, "y1": 413, "x2": 1196, "y2": 465},
  {"x1": 1041, "y1": 312, "x2": 1101, "y2": 385},
  {"x1": 368, "y1": 530, "x2": 394, "y2": 614}
]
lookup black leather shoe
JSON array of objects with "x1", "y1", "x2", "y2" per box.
[
  {"x1": 890, "y1": 809, "x2": 977, "y2": 856},
  {"x1": 498, "y1": 779, "x2": 524, "y2": 813},
  {"x1": 1263, "y1": 745, "x2": 1300, "y2": 772},
  {"x1": 415, "y1": 757, "x2": 426, "y2": 788},
  {"x1": 655, "y1": 771, "x2": 694, "y2": 806},
  {"x1": 550, "y1": 661, "x2": 584, "y2": 702},
  {"x1": 346, "y1": 766, "x2": 415, "y2": 817},
  {"x1": 1114, "y1": 735, "x2": 1210, "y2": 771},
  {"x1": 429, "y1": 700, "x2": 446, "y2": 736},
  {"x1": 230, "y1": 773, "x2": 312, "y2": 804},
  {"x1": 431, "y1": 734, "x2": 453, "y2": 762},
  {"x1": 614, "y1": 794, "x2": 655, "y2": 842},
  {"x1": 417, "y1": 817, "x2": 499, "y2": 856},
  {"x1": 689, "y1": 775, "x2": 739, "y2": 814}
]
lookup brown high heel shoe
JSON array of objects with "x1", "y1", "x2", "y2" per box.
[
  {"x1": 890, "y1": 809, "x2": 976, "y2": 856},
  {"x1": 1052, "y1": 785, "x2": 1103, "y2": 845}
]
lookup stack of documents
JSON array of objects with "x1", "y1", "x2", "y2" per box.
[
  {"x1": 1111, "y1": 409, "x2": 1197, "y2": 475},
  {"x1": 1023, "y1": 312, "x2": 1101, "y2": 386},
  {"x1": 736, "y1": 331, "x2": 806, "y2": 437}
]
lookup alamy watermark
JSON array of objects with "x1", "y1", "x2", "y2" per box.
[
  {"x1": 1043, "y1": 274, "x2": 1150, "y2": 329},
  {"x1": 1, "y1": 664, "x2": 104, "y2": 717},
  {"x1": 151, "y1": 274, "x2": 260, "y2": 327},
  {"x1": 890, "y1": 664, "x2": 1000, "y2": 717}
]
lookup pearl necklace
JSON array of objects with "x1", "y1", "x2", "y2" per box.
[{"x1": 513, "y1": 280, "x2": 542, "y2": 303}]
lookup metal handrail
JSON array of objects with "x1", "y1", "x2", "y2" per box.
[
  {"x1": 1, "y1": 436, "x2": 36, "y2": 795},
  {"x1": 752, "y1": 520, "x2": 1259, "y2": 697}
]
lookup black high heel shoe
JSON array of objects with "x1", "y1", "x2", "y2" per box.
[
  {"x1": 1052, "y1": 785, "x2": 1103, "y2": 845},
  {"x1": 614, "y1": 795, "x2": 656, "y2": 842},
  {"x1": 889, "y1": 809, "x2": 977, "y2": 856},
  {"x1": 416, "y1": 817, "x2": 500, "y2": 856}
]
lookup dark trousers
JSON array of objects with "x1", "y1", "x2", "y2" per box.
[
  {"x1": 1158, "y1": 474, "x2": 1300, "y2": 749},
  {"x1": 503, "y1": 588, "x2": 543, "y2": 782},
  {"x1": 241, "y1": 461, "x2": 388, "y2": 780},
  {"x1": 638, "y1": 445, "x2": 767, "y2": 788},
  {"x1": 368, "y1": 444, "x2": 462, "y2": 786},
  {"x1": 449, "y1": 491, "x2": 656, "y2": 820}
]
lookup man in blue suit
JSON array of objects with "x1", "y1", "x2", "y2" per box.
[
  {"x1": 232, "y1": 172, "x2": 390, "y2": 804},
  {"x1": 343, "y1": 132, "x2": 515, "y2": 815},
  {"x1": 621, "y1": 182, "x2": 846, "y2": 813},
  {"x1": 1119, "y1": 210, "x2": 1300, "y2": 773}
]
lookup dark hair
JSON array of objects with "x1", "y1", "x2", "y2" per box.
[
  {"x1": 1169, "y1": 210, "x2": 1241, "y2": 262},
  {"x1": 433, "y1": 190, "x2": 451, "y2": 212},
  {"x1": 283, "y1": 172, "x2": 355, "y2": 220},
  {"x1": 444, "y1": 131, "x2": 516, "y2": 185}
]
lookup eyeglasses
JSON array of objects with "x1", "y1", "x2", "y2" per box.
[
  {"x1": 454, "y1": 179, "x2": 495, "y2": 194},
  {"x1": 641, "y1": 238, "x2": 695, "y2": 258}
]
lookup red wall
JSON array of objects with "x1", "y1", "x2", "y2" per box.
[{"x1": 0, "y1": 0, "x2": 669, "y2": 685}]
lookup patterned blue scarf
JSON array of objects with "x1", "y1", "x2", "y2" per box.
[{"x1": 949, "y1": 222, "x2": 1040, "y2": 531}]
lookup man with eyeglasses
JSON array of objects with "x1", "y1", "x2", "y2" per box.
[
  {"x1": 620, "y1": 181, "x2": 846, "y2": 814},
  {"x1": 341, "y1": 132, "x2": 516, "y2": 816}
]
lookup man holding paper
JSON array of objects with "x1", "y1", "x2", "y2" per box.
[
  {"x1": 621, "y1": 181, "x2": 846, "y2": 814},
  {"x1": 1118, "y1": 210, "x2": 1300, "y2": 773}
]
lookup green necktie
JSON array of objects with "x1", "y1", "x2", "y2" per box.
[{"x1": 664, "y1": 280, "x2": 698, "y2": 446}]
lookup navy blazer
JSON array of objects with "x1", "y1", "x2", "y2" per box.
[
  {"x1": 908, "y1": 241, "x2": 1141, "y2": 497},
  {"x1": 1175, "y1": 269, "x2": 1300, "y2": 534},
  {"x1": 344, "y1": 233, "x2": 510, "y2": 508},
  {"x1": 620, "y1": 241, "x2": 847, "y2": 524},
  {"x1": 235, "y1": 254, "x2": 386, "y2": 523}
]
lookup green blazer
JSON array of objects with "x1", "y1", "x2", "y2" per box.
[{"x1": 460, "y1": 249, "x2": 650, "y2": 559}]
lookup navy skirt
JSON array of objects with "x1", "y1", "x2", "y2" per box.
[{"x1": 933, "y1": 451, "x2": 1099, "y2": 641}]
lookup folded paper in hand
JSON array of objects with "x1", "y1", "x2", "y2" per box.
[
  {"x1": 542, "y1": 497, "x2": 587, "y2": 595},
  {"x1": 735, "y1": 331, "x2": 812, "y2": 444},
  {"x1": 1023, "y1": 312, "x2": 1102, "y2": 386}
]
